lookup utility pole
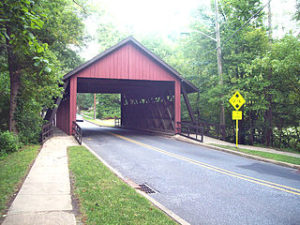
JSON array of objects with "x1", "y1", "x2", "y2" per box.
[
  {"x1": 266, "y1": 0, "x2": 273, "y2": 146},
  {"x1": 214, "y1": 0, "x2": 225, "y2": 130},
  {"x1": 268, "y1": 0, "x2": 272, "y2": 41},
  {"x1": 94, "y1": 93, "x2": 96, "y2": 120}
]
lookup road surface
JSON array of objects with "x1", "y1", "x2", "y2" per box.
[{"x1": 80, "y1": 121, "x2": 300, "y2": 225}]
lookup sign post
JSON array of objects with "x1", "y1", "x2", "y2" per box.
[{"x1": 229, "y1": 91, "x2": 245, "y2": 148}]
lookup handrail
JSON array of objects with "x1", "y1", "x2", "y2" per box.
[
  {"x1": 41, "y1": 122, "x2": 53, "y2": 143},
  {"x1": 72, "y1": 121, "x2": 82, "y2": 145},
  {"x1": 177, "y1": 121, "x2": 204, "y2": 142}
]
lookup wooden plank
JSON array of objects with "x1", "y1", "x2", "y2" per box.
[
  {"x1": 45, "y1": 80, "x2": 70, "y2": 122},
  {"x1": 182, "y1": 85, "x2": 196, "y2": 123},
  {"x1": 155, "y1": 102, "x2": 167, "y2": 131},
  {"x1": 174, "y1": 81, "x2": 181, "y2": 133},
  {"x1": 121, "y1": 93, "x2": 124, "y2": 126},
  {"x1": 163, "y1": 96, "x2": 175, "y2": 130}
]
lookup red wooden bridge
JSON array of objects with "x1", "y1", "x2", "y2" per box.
[{"x1": 45, "y1": 37, "x2": 198, "y2": 135}]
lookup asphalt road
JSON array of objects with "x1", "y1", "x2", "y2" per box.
[{"x1": 80, "y1": 121, "x2": 300, "y2": 225}]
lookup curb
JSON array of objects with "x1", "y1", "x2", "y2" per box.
[
  {"x1": 82, "y1": 142, "x2": 191, "y2": 225},
  {"x1": 174, "y1": 135, "x2": 300, "y2": 170}
]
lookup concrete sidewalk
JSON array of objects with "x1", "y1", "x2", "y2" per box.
[
  {"x1": 175, "y1": 133, "x2": 300, "y2": 158},
  {"x1": 2, "y1": 134, "x2": 78, "y2": 225},
  {"x1": 203, "y1": 136, "x2": 300, "y2": 158}
]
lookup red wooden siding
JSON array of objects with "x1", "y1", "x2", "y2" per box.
[
  {"x1": 69, "y1": 76, "x2": 77, "y2": 134},
  {"x1": 56, "y1": 97, "x2": 70, "y2": 134},
  {"x1": 57, "y1": 40, "x2": 188, "y2": 135},
  {"x1": 75, "y1": 44, "x2": 174, "y2": 82}
]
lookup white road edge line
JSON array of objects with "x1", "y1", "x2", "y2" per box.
[{"x1": 82, "y1": 142, "x2": 191, "y2": 225}]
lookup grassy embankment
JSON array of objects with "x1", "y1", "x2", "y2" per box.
[
  {"x1": 81, "y1": 114, "x2": 115, "y2": 127},
  {"x1": 213, "y1": 144, "x2": 300, "y2": 165},
  {"x1": 0, "y1": 145, "x2": 40, "y2": 216},
  {"x1": 68, "y1": 146, "x2": 176, "y2": 225}
]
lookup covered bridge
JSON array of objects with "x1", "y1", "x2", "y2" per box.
[{"x1": 47, "y1": 37, "x2": 198, "y2": 135}]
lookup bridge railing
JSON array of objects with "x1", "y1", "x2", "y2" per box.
[
  {"x1": 195, "y1": 120, "x2": 226, "y2": 140},
  {"x1": 177, "y1": 121, "x2": 204, "y2": 142},
  {"x1": 41, "y1": 122, "x2": 53, "y2": 143},
  {"x1": 72, "y1": 121, "x2": 82, "y2": 145},
  {"x1": 177, "y1": 120, "x2": 226, "y2": 142},
  {"x1": 114, "y1": 118, "x2": 121, "y2": 127}
]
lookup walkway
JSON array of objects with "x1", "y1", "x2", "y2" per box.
[
  {"x1": 2, "y1": 133, "x2": 78, "y2": 225},
  {"x1": 176, "y1": 134, "x2": 300, "y2": 158}
]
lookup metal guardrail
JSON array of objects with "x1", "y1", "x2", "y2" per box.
[
  {"x1": 177, "y1": 121, "x2": 204, "y2": 142},
  {"x1": 115, "y1": 118, "x2": 121, "y2": 127},
  {"x1": 72, "y1": 121, "x2": 82, "y2": 145},
  {"x1": 41, "y1": 122, "x2": 53, "y2": 143}
]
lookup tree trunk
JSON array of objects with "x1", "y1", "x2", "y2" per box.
[
  {"x1": 264, "y1": 106, "x2": 273, "y2": 146},
  {"x1": 6, "y1": 27, "x2": 21, "y2": 133},
  {"x1": 9, "y1": 72, "x2": 20, "y2": 133},
  {"x1": 249, "y1": 111, "x2": 255, "y2": 145}
]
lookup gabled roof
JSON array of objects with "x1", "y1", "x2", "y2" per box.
[{"x1": 63, "y1": 36, "x2": 198, "y2": 93}]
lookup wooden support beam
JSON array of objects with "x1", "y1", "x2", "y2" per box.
[
  {"x1": 174, "y1": 81, "x2": 181, "y2": 133},
  {"x1": 121, "y1": 93, "x2": 124, "y2": 126},
  {"x1": 45, "y1": 80, "x2": 70, "y2": 123},
  {"x1": 69, "y1": 76, "x2": 77, "y2": 135},
  {"x1": 155, "y1": 102, "x2": 167, "y2": 131},
  {"x1": 163, "y1": 96, "x2": 174, "y2": 130},
  {"x1": 182, "y1": 85, "x2": 196, "y2": 123}
]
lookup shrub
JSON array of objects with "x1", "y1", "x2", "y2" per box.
[
  {"x1": 15, "y1": 97, "x2": 43, "y2": 144},
  {"x1": 0, "y1": 131, "x2": 21, "y2": 155}
]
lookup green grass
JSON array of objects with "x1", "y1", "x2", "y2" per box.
[
  {"x1": 0, "y1": 145, "x2": 39, "y2": 215},
  {"x1": 212, "y1": 144, "x2": 300, "y2": 165},
  {"x1": 68, "y1": 146, "x2": 177, "y2": 225},
  {"x1": 253, "y1": 143, "x2": 300, "y2": 154},
  {"x1": 82, "y1": 116, "x2": 115, "y2": 127},
  {"x1": 81, "y1": 110, "x2": 94, "y2": 118}
]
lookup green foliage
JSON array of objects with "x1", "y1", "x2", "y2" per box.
[
  {"x1": 15, "y1": 97, "x2": 44, "y2": 144},
  {"x1": 96, "y1": 94, "x2": 120, "y2": 119},
  {"x1": 0, "y1": 0, "x2": 87, "y2": 142},
  {"x1": 97, "y1": 22, "x2": 129, "y2": 51},
  {"x1": 77, "y1": 94, "x2": 93, "y2": 111},
  {"x1": 33, "y1": 0, "x2": 86, "y2": 72},
  {"x1": 0, "y1": 131, "x2": 21, "y2": 155},
  {"x1": 0, "y1": 72, "x2": 9, "y2": 131},
  {"x1": 177, "y1": 0, "x2": 299, "y2": 150}
]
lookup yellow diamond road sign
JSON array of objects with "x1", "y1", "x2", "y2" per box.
[{"x1": 229, "y1": 91, "x2": 245, "y2": 110}]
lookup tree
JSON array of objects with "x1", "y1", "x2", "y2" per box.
[
  {"x1": 295, "y1": 0, "x2": 300, "y2": 21},
  {"x1": 77, "y1": 93, "x2": 93, "y2": 111},
  {"x1": 180, "y1": 0, "x2": 269, "y2": 143},
  {"x1": 96, "y1": 94, "x2": 120, "y2": 119},
  {"x1": 1, "y1": 0, "x2": 48, "y2": 133},
  {"x1": 0, "y1": 0, "x2": 87, "y2": 142},
  {"x1": 250, "y1": 35, "x2": 300, "y2": 149}
]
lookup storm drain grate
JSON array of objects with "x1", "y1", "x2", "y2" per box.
[{"x1": 138, "y1": 184, "x2": 156, "y2": 194}]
